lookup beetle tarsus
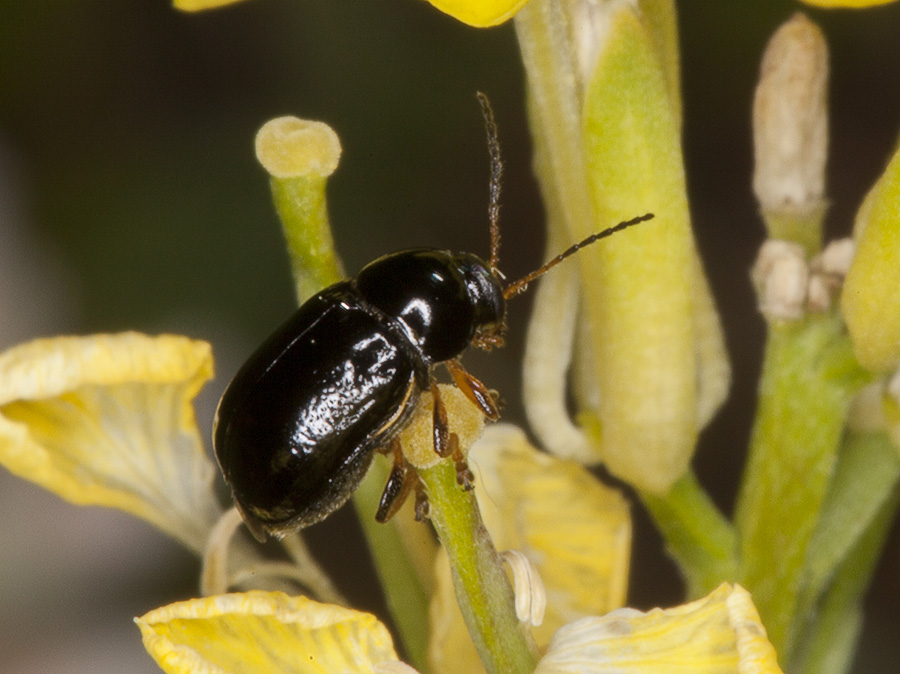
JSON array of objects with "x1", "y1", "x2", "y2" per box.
[
  {"x1": 446, "y1": 359, "x2": 501, "y2": 421},
  {"x1": 414, "y1": 487, "x2": 430, "y2": 521},
  {"x1": 446, "y1": 432, "x2": 475, "y2": 490},
  {"x1": 375, "y1": 441, "x2": 417, "y2": 523},
  {"x1": 430, "y1": 378, "x2": 452, "y2": 457}
]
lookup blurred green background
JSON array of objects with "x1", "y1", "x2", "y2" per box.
[{"x1": 0, "y1": 1, "x2": 897, "y2": 672}]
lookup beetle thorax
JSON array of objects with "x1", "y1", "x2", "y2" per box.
[{"x1": 355, "y1": 249, "x2": 506, "y2": 364}]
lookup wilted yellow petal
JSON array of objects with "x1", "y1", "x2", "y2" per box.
[
  {"x1": 425, "y1": 0, "x2": 529, "y2": 27},
  {"x1": 475, "y1": 426, "x2": 631, "y2": 633},
  {"x1": 0, "y1": 333, "x2": 220, "y2": 553},
  {"x1": 799, "y1": 0, "x2": 897, "y2": 7},
  {"x1": 535, "y1": 584, "x2": 784, "y2": 674},
  {"x1": 428, "y1": 426, "x2": 631, "y2": 673},
  {"x1": 137, "y1": 591, "x2": 401, "y2": 674},
  {"x1": 173, "y1": 0, "x2": 249, "y2": 12}
]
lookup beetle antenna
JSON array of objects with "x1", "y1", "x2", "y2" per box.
[
  {"x1": 477, "y1": 92, "x2": 503, "y2": 273},
  {"x1": 503, "y1": 213, "x2": 655, "y2": 300}
]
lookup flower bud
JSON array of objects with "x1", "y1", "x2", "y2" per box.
[
  {"x1": 842, "y1": 145, "x2": 900, "y2": 372},
  {"x1": 752, "y1": 240, "x2": 809, "y2": 321},
  {"x1": 752, "y1": 14, "x2": 829, "y2": 253},
  {"x1": 579, "y1": 6, "x2": 704, "y2": 493}
]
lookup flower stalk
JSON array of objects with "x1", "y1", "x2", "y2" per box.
[
  {"x1": 418, "y1": 457, "x2": 538, "y2": 674},
  {"x1": 734, "y1": 313, "x2": 871, "y2": 655},
  {"x1": 639, "y1": 471, "x2": 737, "y2": 599},
  {"x1": 255, "y1": 116, "x2": 345, "y2": 303},
  {"x1": 791, "y1": 431, "x2": 900, "y2": 672},
  {"x1": 352, "y1": 462, "x2": 431, "y2": 672}
]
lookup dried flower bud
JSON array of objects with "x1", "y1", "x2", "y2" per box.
[
  {"x1": 752, "y1": 240, "x2": 809, "y2": 321},
  {"x1": 753, "y1": 14, "x2": 828, "y2": 230},
  {"x1": 807, "y1": 238, "x2": 855, "y2": 312},
  {"x1": 812, "y1": 237, "x2": 855, "y2": 277}
]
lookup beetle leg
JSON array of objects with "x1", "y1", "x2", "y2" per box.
[
  {"x1": 448, "y1": 432, "x2": 476, "y2": 491},
  {"x1": 375, "y1": 440, "x2": 419, "y2": 523},
  {"x1": 414, "y1": 484, "x2": 430, "y2": 521},
  {"x1": 430, "y1": 377, "x2": 452, "y2": 457},
  {"x1": 445, "y1": 359, "x2": 501, "y2": 421}
]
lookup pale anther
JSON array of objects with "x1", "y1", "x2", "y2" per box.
[
  {"x1": 887, "y1": 368, "x2": 900, "y2": 405},
  {"x1": 501, "y1": 550, "x2": 546, "y2": 626},
  {"x1": 807, "y1": 238, "x2": 855, "y2": 313}
]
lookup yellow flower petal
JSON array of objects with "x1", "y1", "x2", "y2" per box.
[
  {"x1": 474, "y1": 426, "x2": 631, "y2": 632},
  {"x1": 0, "y1": 333, "x2": 220, "y2": 552},
  {"x1": 425, "y1": 0, "x2": 529, "y2": 27},
  {"x1": 799, "y1": 0, "x2": 897, "y2": 7},
  {"x1": 428, "y1": 426, "x2": 631, "y2": 673},
  {"x1": 535, "y1": 584, "x2": 784, "y2": 674},
  {"x1": 173, "y1": 0, "x2": 249, "y2": 12},
  {"x1": 137, "y1": 591, "x2": 400, "y2": 674}
]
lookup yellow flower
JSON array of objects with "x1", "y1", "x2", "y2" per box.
[
  {"x1": 172, "y1": 0, "x2": 529, "y2": 26},
  {"x1": 173, "y1": 0, "x2": 247, "y2": 11},
  {"x1": 0, "y1": 333, "x2": 220, "y2": 553},
  {"x1": 135, "y1": 422, "x2": 782, "y2": 674},
  {"x1": 138, "y1": 585, "x2": 783, "y2": 674},
  {"x1": 137, "y1": 591, "x2": 403, "y2": 673},
  {"x1": 534, "y1": 584, "x2": 783, "y2": 674},
  {"x1": 424, "y1": 0, "x2": 529, "y2": 26},
  {"x1": 799, "y1": 0, "x2": 898, "y2": 7}
]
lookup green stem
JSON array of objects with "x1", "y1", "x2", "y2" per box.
[
  {"x1": 735, "y1": 313, "x2": 871, "y2": 656},
  {"x1": 794, "y1": 484, "x2": 900, "y2": 674},
  {"x1": 352, "y1": 462, "x2": 430, "y2": 672},
  {"x1": 640, "y1": 470, "x2": 738, "y2": 598},
  {"x1": 761, "y1": 208, "x2": 827, "y2": 259},
  {"x1": 270, "y1": 175, "x2": 344, "y2": 303},
  {"x1": 419, "y1": 459, "x2": 537, "y2": 674},
  {"x1": 793, "y1": 431, "x2": 900, "y2": 635}
]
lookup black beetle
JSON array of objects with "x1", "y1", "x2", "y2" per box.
[{"x1": 213, "y1": 95, "x2": 653, "y2": 539}]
